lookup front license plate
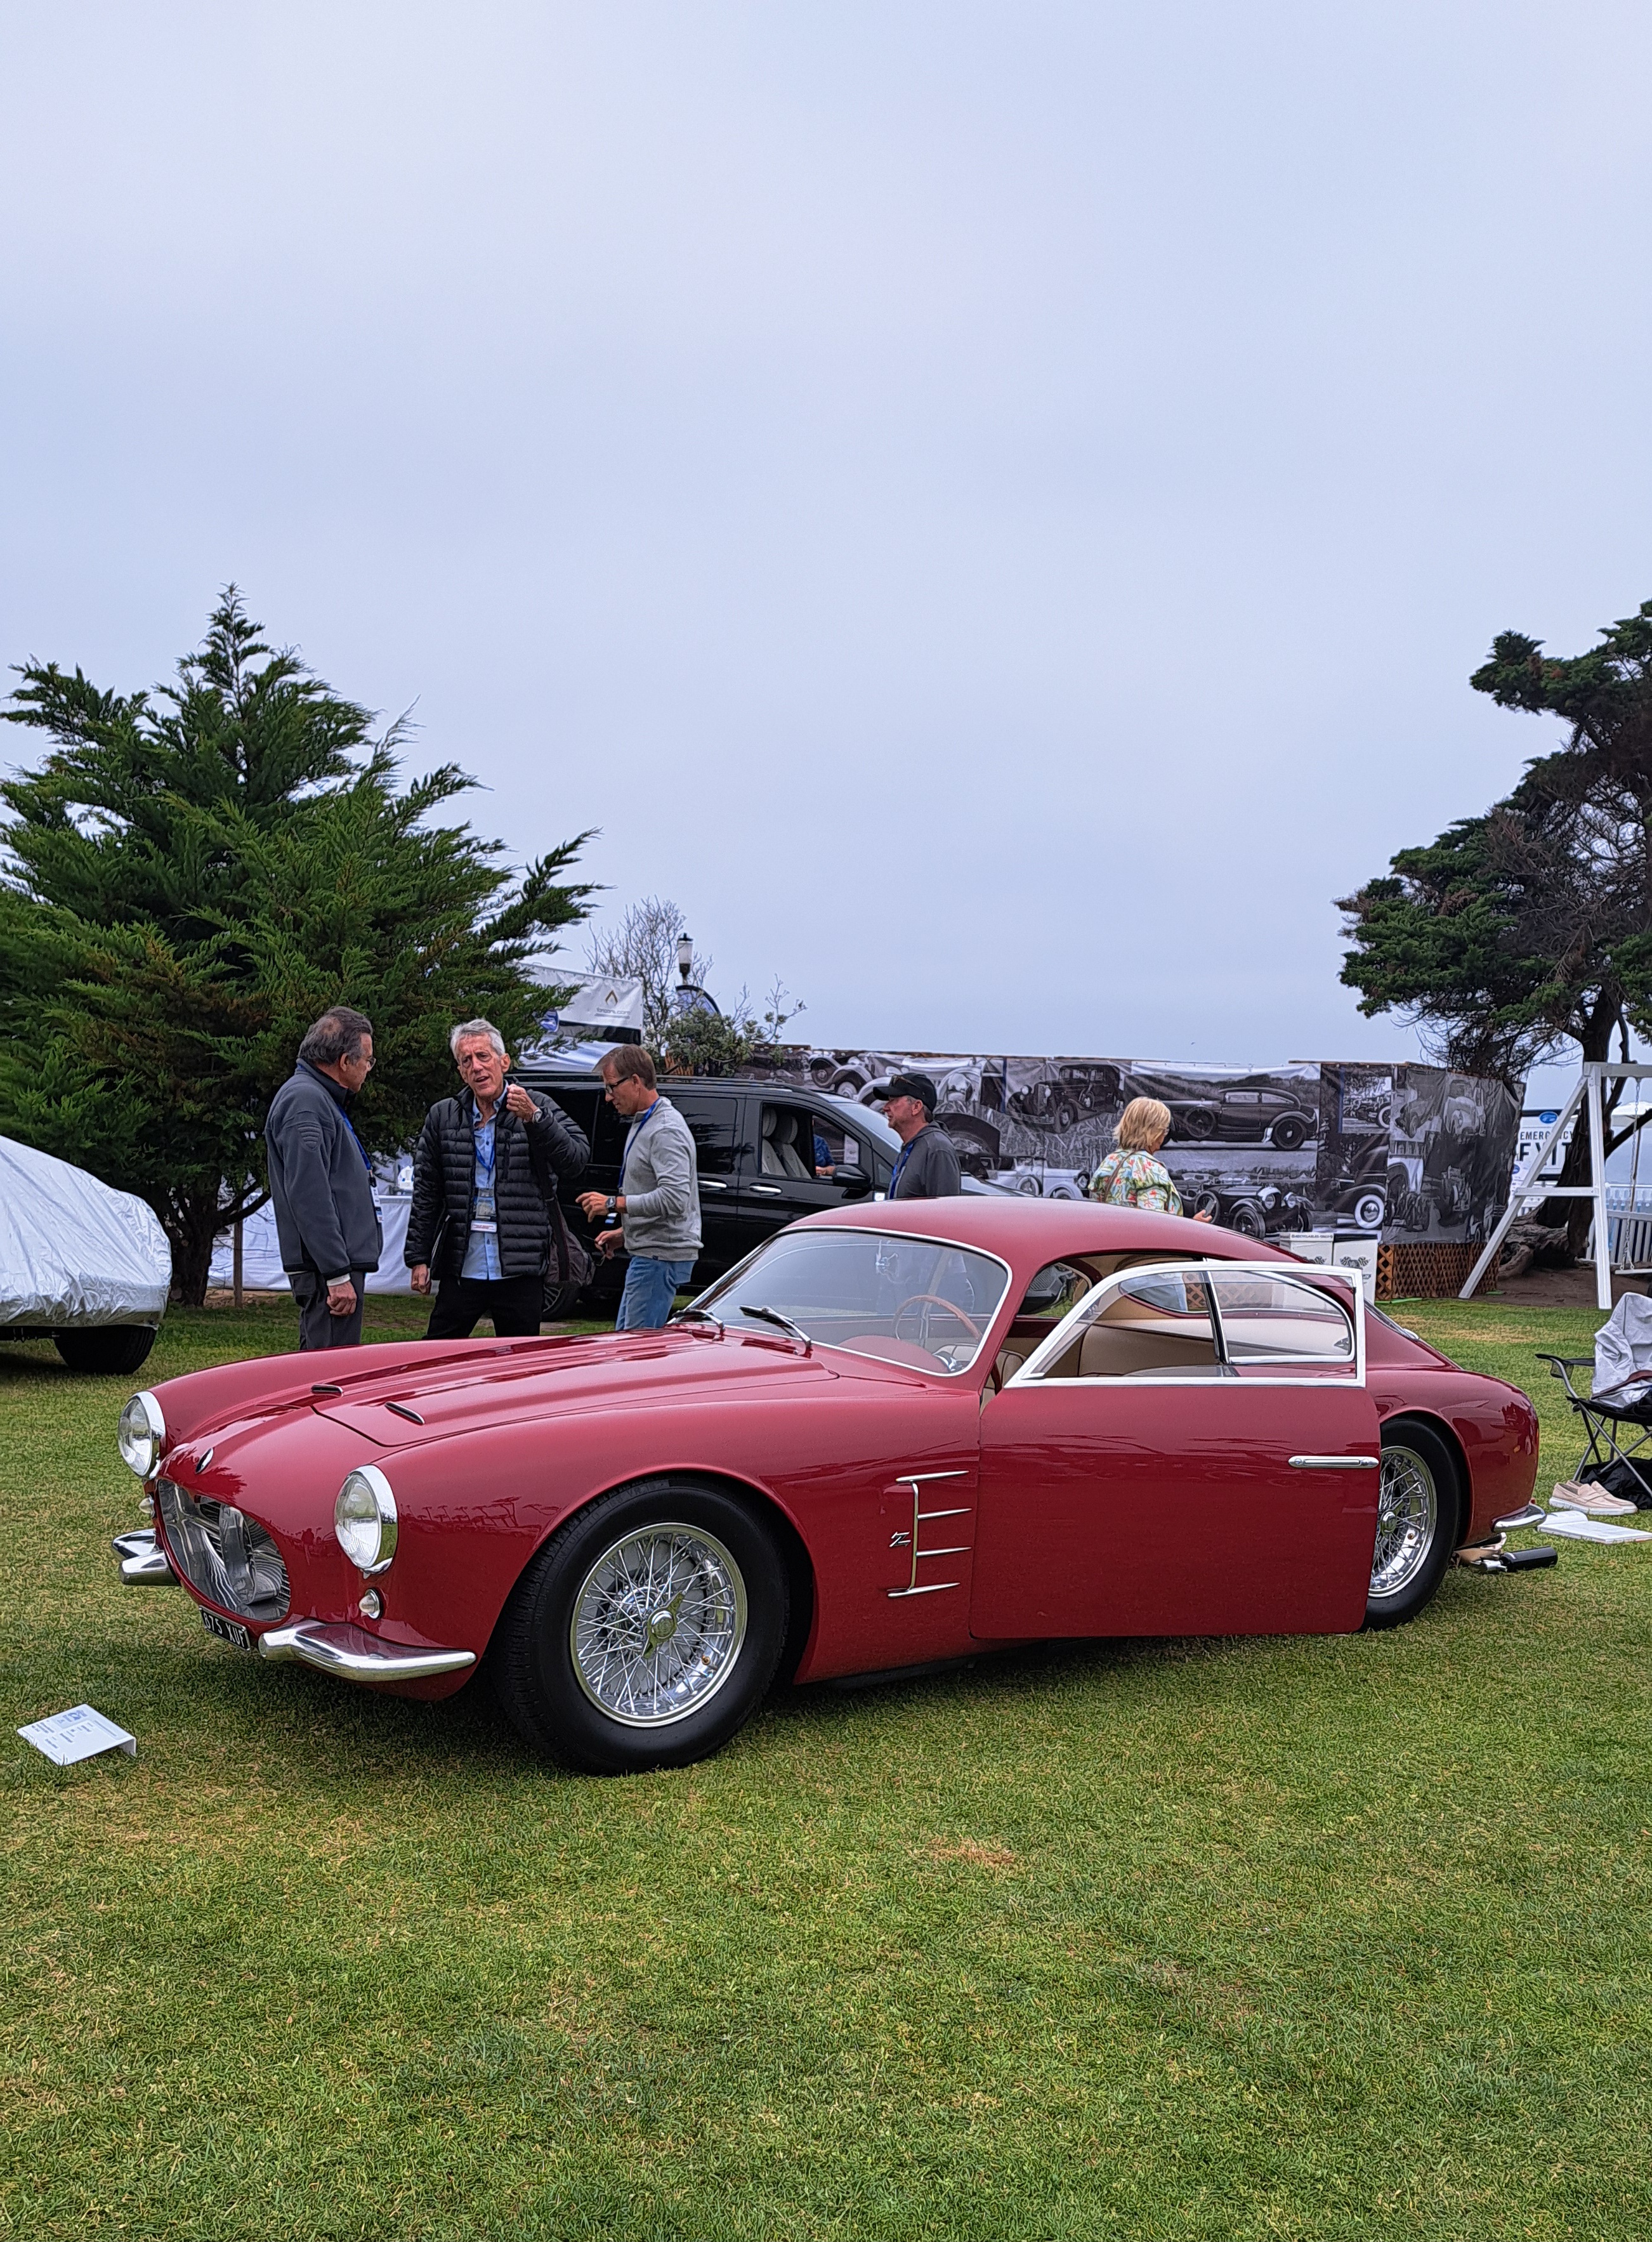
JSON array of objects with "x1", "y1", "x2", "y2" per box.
[{"x1": 200, "y1": 1606, "x2": 252, "y2": 1652}]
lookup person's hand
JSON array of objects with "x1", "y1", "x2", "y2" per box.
[
  {"x1": 503, "y1": 1082, "x2": 537, "y2": 1122},
  {"x1": 409, "y1": 1264, "x2": 430, "y2": 1295},
  {"x1": 576, "y1": 1190, "x2": 609, "y2": 1223},
  {"x1": 327, "y1": 1279, "x2": 358, "y2": 1315},
  {"x1": 596, "y1": 1228, "x2": 623, "y2": 1257},
  {"x1": 1193, "y1": 1209, "x2": 1214, "y2": 1224}
]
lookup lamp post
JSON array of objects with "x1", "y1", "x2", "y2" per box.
[{"x1": 677, "y1": 934, "x2": 694, "y2": 987}]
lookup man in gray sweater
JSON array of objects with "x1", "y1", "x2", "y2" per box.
[
  {"x1": 576, "y1": 1046, "x2": 701, "y2": 1329},
  {"x1": 265, "y1": 1007, "x2": 383, "y2": 1349}
]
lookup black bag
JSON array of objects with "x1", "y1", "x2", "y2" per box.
[
  {"x1": 542, "y1": 1193, "x2": 594, "y2": 1318},
  {"x1": 521, "y1": 1091, "x2": 594, "y2": 1317},
  {"x1": 1576, "y1": 1455, "x2": 1652, "y2": 1507}
]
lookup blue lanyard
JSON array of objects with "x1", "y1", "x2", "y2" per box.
[
  {"x1": 888, "y1": 1138, "x2": 915, "y2": 1195},
  {"x1": 620, "y1": 1100, "x2": 660, "y2": 1194},
  {"x1": 472, "y1": 1113, "x2": 497, "y2": 1174},
  {"x1": 341, "y1": 1108, "x2": 375, "y2": 1182}
]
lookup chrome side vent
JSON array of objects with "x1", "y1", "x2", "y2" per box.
[{"x1": 156, "y1": 1478, "x2": 290, "y2": 1622}]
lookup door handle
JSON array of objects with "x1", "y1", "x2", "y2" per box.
[
  {"x1": 751, "y1": 1184, "x2": 783, "y2": 1196},
  {"x1": 700, "y1": 1180, "x2": 728, "y2": 1192},
  {"x1": 1288, "y1": 1455, "x2": 1380, "y2": 1471}
]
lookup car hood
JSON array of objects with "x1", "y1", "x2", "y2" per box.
[{"x1": 299, "y1": 1325, "x2": 845, "y2": 1450}]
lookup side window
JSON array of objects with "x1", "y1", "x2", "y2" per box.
[
  {"x1": 1020, "y1": 1266, "x2": 1224, "y2": 1381},
  {"x1": 541, "y1": 1085, "x2": 608, "y2": 1171},
  {"x1": 804, "y1": 1114, "x2": 866, "y2": 1178},
  {"x1": 671, "y1": 1091, "x2": 740, "y2": 1177},
  {"x1": 1207, "y1": 1270, "x2": 1356, "y2": 1375},
  {"x1": 759, "y1": 1105, "x2": 816, "y2": 1181},
  {"x1": 1014, "y1": 1261, "x2": 1092, "y2": 1324}
]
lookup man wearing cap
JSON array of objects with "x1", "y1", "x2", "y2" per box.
[{"x1": 876, "y1": 1072, "x2": 962, "y2": 1199}]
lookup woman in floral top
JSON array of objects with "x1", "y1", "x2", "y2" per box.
[{"x1": 1088, "y1": 1097, "x2": 1210, "y2": 1219}]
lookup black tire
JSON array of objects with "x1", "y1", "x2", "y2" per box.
[
  {"x1": 53, "y1": 1326, "x2": 157, "y2": 1376},
  {"x1": 1180, "y1": 1106, "x2": 1217, "y2": 1141},
  {"x1": 492, "y1": 1478, "x2": 789, "y2": 1774},
  {"x1": 1271, "y1": 1113, "x2": 1308, "y2": 1151},
  {"x1": 540, "y1": 1281, "x2": 587, "y2": 1320},
  {"x1": 1365, "y1": 1418, "x2": 1462, "y2": 1630}
]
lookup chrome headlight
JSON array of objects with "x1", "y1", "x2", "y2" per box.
[
  {"x1": 334, "y1": 1465, "x2": 398, "y2": 1576},
  {"x1": 117, "y1": 1390, "x2": 166, "y2": 1479}
]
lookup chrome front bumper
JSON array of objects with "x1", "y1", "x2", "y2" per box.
[
  {"x1": 258, "y1": 1620, "x2": 476, "y2": 1682},
  {"x1": 112, "y1": 1528, "x2": 176, "y2": 1585}
]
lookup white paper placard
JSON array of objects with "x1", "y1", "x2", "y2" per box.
[
  {"x1": 1542, "y1": 1509, "x2": 1652, "y2": 1544},
  {"x1": 17, "y1": 1703, "x2": 137, "y2": 1765}
]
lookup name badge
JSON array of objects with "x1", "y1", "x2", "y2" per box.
[{"x1": 470, "y1": 1220, "x2": 499, "y2": 1233}]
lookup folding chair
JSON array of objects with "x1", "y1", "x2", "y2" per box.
[{"x1": 1535, "y1": 1352, "x2": 1652, "y2": 1504}]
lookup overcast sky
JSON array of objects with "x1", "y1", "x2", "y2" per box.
[{"x1": 3, "y1": 2, "x2": 1648, "y2": 1088}]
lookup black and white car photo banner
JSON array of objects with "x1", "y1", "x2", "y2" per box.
[{"x1": 748, "y1": 1049, "x2": 1523, "y2": 1245}]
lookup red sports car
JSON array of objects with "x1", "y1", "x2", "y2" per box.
[{"x1": 112, "y1": 1200, "x2": 1542, "y2": 1774}]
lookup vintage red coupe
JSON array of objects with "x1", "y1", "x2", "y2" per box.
[{"x1": 112, "y1": 1200, "x2": 1542, "y2": 1773}]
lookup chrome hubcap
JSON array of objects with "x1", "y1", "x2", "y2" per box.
[
  {"x1": 1370, "y1": 1445, "x2": 1437, "y2": 1600},
  {"x1": 570, "y1": 1522, "x2": 747, "y2": 1727}
]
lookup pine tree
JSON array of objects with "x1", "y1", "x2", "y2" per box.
[{"x1": 0, "y1": 590, "x2": 593, "y2": 1300}]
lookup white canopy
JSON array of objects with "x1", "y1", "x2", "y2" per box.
[{"x1": 0, "y1": 1136, "x2": 172, "y2": 1328}]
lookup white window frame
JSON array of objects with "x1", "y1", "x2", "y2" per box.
[{"x1": 1004, "y1": 1259, "x2": 1366, "y2": 1390}]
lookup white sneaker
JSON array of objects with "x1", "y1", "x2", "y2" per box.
[{"x1": 1552, "y1": 1479, "x2": 1641, "y2": 1516}]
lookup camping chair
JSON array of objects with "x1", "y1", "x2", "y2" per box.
[{"x1": 1535, "y1": 1350, "x2": 1652, "y2": 1505}]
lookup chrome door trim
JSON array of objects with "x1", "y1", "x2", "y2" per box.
[
  {"x1": 1004, "y1": 1260, "x2": 1367, "y2": 1391},
  {"x1": 1288, "y1": 1454, "x2": 1380, "y2": 1470}
]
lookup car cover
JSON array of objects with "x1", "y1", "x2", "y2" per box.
[{"x1": 0, "y1": 1136, "x2": 171, "y2": 1327}]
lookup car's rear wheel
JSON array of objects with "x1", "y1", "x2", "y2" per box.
[
  {"x1": 53, "y1": 1326, "x2": 157, "y2": 1376},
  {"x1": 492, "y1": 1479, "x2": 788, "y2": 1773},
  {"x1": 1271, "y1": 1113, "x2": 1308, "y2": 1151},
  {"x1": 1365, "y1": 1419, "x2": 1461, "y2": 1629}
]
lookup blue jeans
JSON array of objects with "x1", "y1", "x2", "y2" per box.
[{"x1": 617, "y1": 1255, "x2": 697, "y2": 1331}]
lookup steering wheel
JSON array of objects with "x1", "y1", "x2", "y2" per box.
[{"x1": 892, "y1": 1294, "x2": 984, "y2": 1358}]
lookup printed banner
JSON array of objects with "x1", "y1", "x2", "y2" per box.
[{"x1": 749, "y1": 1048, "x2": 1523, "y2": 1245}]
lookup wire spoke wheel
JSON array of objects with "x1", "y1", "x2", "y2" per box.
[
  {"x1": 569, "y1": 1522, "x2": 747, "y2": 1727},
  {"x1": 1370, "y1": 1443, "x2": 1438, "y2": 1601}
]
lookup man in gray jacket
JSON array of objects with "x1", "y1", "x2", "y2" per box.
[
  {"x1": 577, "y1": 1046, "x2": 701, "y2": 1329},
  {"x1": 265, "y1": 1007, "x2": 382, "y2": 1350}
]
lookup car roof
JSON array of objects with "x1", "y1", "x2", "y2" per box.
[{"x1": 796, "y1": 1195, "x2": 1294, "y2": 1267}]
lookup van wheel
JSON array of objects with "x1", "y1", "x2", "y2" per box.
[
  {"x1": 493, "y1": 1479, "x2": 788, "y2": 1773},
  {"x1": 1366, "y1": 1419, "x2": 1460, "y2": 1629}
]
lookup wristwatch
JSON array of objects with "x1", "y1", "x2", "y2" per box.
[{"x1": 605, "y1": 1196, "x2": 618, "y2": 1224}]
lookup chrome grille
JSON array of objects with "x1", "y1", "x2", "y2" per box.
[{"x1": 157, "y1": 1478, "x2": 290, "y2": 1622}]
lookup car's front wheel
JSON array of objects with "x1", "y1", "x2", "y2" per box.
[
  {"x1": 492, "y1": 1479, "x2": 789, "y2": 1773},
  {"x1": 1365, "y1": 1419, "x2": 1461, "y2": 1629}
]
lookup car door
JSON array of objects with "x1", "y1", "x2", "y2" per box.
[
  {"x1": 738, "y1": 1097, "x2": 879, "y2": 1247},
  {"x1": 667, "y1": 1085, "x2": 747, "y2": 1277},
  {"x1": 970, "y1": 1261, "x2": 1380, "y2": 1641}
]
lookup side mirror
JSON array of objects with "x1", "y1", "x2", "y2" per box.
[{"x1": 834, "y1": 1165, "x2": 871, "y2": 1191}]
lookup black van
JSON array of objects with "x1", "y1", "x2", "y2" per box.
[{"x1": 516, "y1": 1067, "x2": 903, "y2": 1311}]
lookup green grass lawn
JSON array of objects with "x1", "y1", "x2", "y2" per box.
[{"x1": 4, "y1": 1294, "x2": 1649, "y2": 2239}]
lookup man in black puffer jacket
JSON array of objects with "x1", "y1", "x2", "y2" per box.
[{"x1": 407, "y1": 1018, "x2": 589, "y2": 1339}]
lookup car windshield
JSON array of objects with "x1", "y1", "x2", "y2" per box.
[{"x1": 689, "y1": 1228, "x2": 1010, "y2": 1375}]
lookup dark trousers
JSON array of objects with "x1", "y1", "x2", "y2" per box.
[
  {"x1": 426, "y1": 1273, "x2": 544, "y2": 1340},
  {"x1": 292, "y1": 1269, "x2": 369, "y2": 1351}
]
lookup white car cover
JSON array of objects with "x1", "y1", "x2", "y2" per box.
[{"x1": 0, "y1": 1136, "x2": 171, "y2": 1328}]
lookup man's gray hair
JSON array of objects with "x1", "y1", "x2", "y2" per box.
[
  {"x1": 450, "y1": 1018, "x2": 508, "y2": 1059},
  {"x1": 299, "y1": 1006, "x2": 373, "y2": 1069}
]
